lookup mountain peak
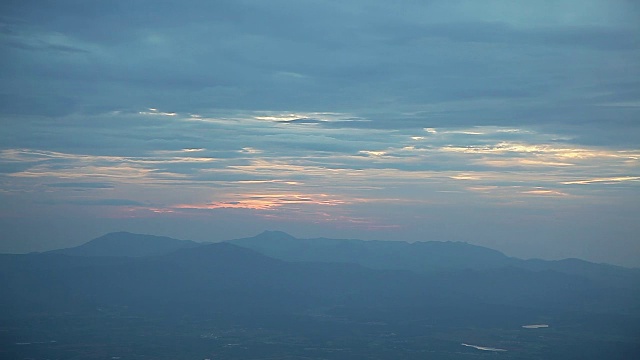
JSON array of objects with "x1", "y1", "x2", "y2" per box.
[{"x1": 47, "y1": 232, "x2": 200, "y2": 257}]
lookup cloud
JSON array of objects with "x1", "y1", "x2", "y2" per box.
[
  {"x1": 0, "y1": 0, "x2": 639, "y2": 266},
  {"x1": 175, "y1": 192, "x2": 349, "y2": 211},
  {"x1": 561, "y1": 176, "x2": 640, "y2": 185},
  {"x1": 46, "y1": 182, "x2": 114, "y2": 189},
  {"x1": 1, "y1": 0, "x2": 637, "y2": 139},
  {"x1": 387, "y1": 21, "x2": 639, "y2": 51},
  {"x1": 61, "y1": 198, "x2": 145, "y2": 206}
]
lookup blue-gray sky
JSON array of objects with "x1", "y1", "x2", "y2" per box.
[{"x1": 1, "y1": 0, "x2": 639, "y2": 266}]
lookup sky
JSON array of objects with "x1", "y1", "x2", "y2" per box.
[{"x1": 1, "y1": 0, "x2": 639, "y2": 266}]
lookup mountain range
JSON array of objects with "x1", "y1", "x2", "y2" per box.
[
  {"x1": 230, "y1": 231, "x2": 639, "y2": 286},
  {"x1": 2, "y1": 231, "x2": 639, "y2": 359}
]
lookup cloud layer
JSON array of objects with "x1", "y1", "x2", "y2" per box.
[{"x1": 1, "y1": 1, "x2": 639, "y2": 266}]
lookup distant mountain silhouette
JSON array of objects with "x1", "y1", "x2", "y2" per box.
[
  {"x1": 2, "y1": 231, "x2": 639, "y2": 360},
  {"x1": 3, "y1": 240, "x2": 637, "y2": 319},
  {"x1": 1, "y1": 242, "x2": 427, "y2": 317},
  {"x1": 4, "y1": 231, "x2": 637, "y2": 317},
  {"x1": 2, "y1": 232, "x2": 640, "y2": 355},
  {"x1": 41, "y1": 230, "x2": 640, "y2": 289},
  {"x1": 46, "y1": 231, "x2": 201, "y2": 257},
  {"x1": 229, "y1": 230, "x2": 511, "y2": 271},
  {"x1": 228, "y1": 231, "x2": 640, "y2": 286}
]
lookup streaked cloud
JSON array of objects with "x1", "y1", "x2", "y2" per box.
[
  {"x1": 0, "y1": 0, "x2": 638, "y2": 266},
  {"x1": 59, "y1": 198, "x2": 145, "y2": 206},
  {"x1": 46, "y1": 182, "x2": 114, "y2": 189},
  {"x1": 175, "y1": 192, "x2": 349, "y2": 211},
  {"x1": 562, "y1": 176, "x2": 640, "y2": 185}
]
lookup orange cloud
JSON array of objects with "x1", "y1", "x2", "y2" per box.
[{"x1": 174, "y1": 193, "x2": 349, "y2": 211}]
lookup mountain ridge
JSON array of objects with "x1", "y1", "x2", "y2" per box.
[
  {"x1": 34, "y1": 230, "x2": 639, "y2": 285},
  {"x1": 2, "y1": 231, "x2": 639, "y2": 359},
  {"x1": 45, "y1": 231, "x2": 201, "y2": 257}
]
